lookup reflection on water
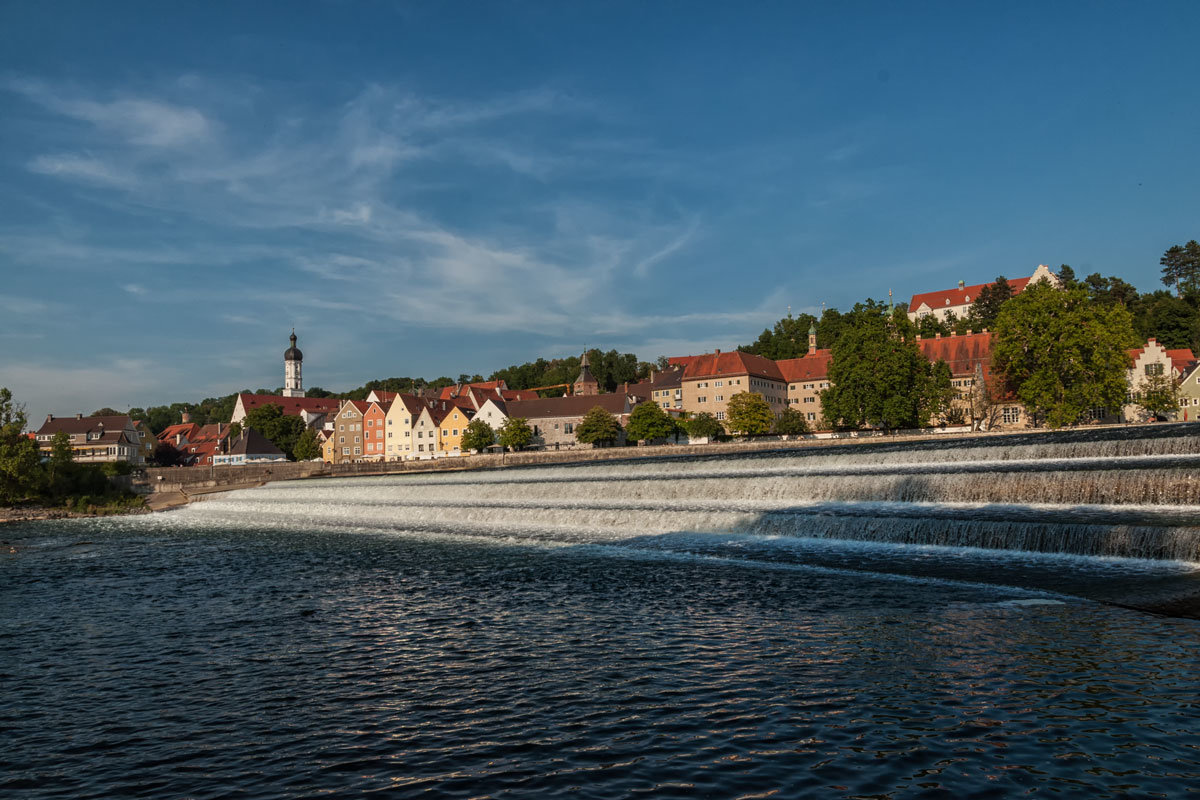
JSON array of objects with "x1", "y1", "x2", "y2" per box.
[
  {"x1": 5, "y1": 428, "x2": 1200, "y2": 797},
  {"x1": 3, "y1": 518, "x2": 1200, "y2": 799}
]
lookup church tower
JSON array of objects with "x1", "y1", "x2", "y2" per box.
[
  {"x1": 573, "y1": 351, "x2": 600, "y2": 396},
  {"x1": 283, "y1": 330, "x2": 305, "y2": 398}
]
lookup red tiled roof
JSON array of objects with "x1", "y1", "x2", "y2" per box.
[
  {"x1": 918, "y1": 332, "x2": 994, "y2": 377},
  {"x1": 158, "y1": 422, "x2": 202, "y2": 443},
  {"x1": 439, "y1": 380, "x2": 507, "y2": 400},
  {"x1": 500, "y1": 389, "x2": 539, "y2": 401},
  {"x1": 777, "y1": 350, "x2": 833, "y2": 382},
  {"x1": 910, "y1": 277, "x2": 1031, "y2": 312},
  {"x1": 1127, "y1": 341, "x2": 1196, "y2": 375},
  {"x1": 682, "y1": 351, "x2": 784, "y2": 381},
  {"x1": 237, "y1": 394, "x2": 342, "y2": 417},
  {"x1": 668, "y1": 355, "x2": 701, "y2": 368},
  {"x1": 370, "y1": 390, "x2": 398, "y2": 402}
]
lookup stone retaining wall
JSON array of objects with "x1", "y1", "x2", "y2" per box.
[{"x1": 132, "y1": 427, "x2": 1035, "y2": 496}]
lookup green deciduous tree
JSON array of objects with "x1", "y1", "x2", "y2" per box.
[
  {"x1": 993, "y1": 282, "x2": 1137, "y2": 428},
  {"x1": 682, "y1": 412, "x2": 724, "y2": 440},
  {"x1": 498, "y1": 417, "x2": 534, "y2": 451},
  {"x1": 819, "y1": 301, "x2": 939, "y2": 430},
  {"x1": 242, "y1": 404, "x2": 308, "y2": 460},
  {"x1": 773, "y1": 407, "x2": 810, "y2": 435},
  {"x1": 0, "y1": 387, "x2": 43, "y2": 504},
  {"x1": 725, "y1": 392, "x2": 773, "y2": 435},
  {"x1": 1136, "y1": 371, "x2": 1180, "y2": 420},
  {"x1": 625, "y1": 402, "x2": 675, "y2": 442},
  {"x1": 575, "y1": 406, "x2": 622, "y2": 446},
  {"x1": 461, "y1": 419, "x2": 496, "y2": 452},
  {"x1": 924, "y1": 359, "x2": 957, "y2": 425},
  {"x1": 292, "y1": 428, "x2": 322, "y2": 461}
]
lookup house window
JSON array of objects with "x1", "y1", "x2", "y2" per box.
[
  {"x1": 662, "y1": 402, "x2": 669, "y2": 408},
  {"x1": 342, "y1": 448, "x2": 349, "y2": 455},
  {"x1": 715, "y1": 395, "x2": 724, "y2": 402},
  {"x1": 1002, "y1": 406, "x2": 1020, "y2": 424},
  {"x1": 418, "y1": 444, "x2": 425, "y2": 452},
  {"x1": 339, "y1": 437, "x2": 344, "y2": 443},
  {"x1": 716, "y1": 381, "x2": 723, "y2": 387},
  {"x1": 564, "y1": 423, "x2": 574, "y2": 434},
  {"x1": 387, "y1": 419, "x2": 392, "y2": 425},
  {"x1": 698, "y1": 396, "x2": 707, "y2": 403},
  {"x1": 367, "y1": 419, "x2": 373, "y2": 427},
  {"x1": 376, "y1": 430, "x2": 383, "y2": 438},
  {"x1": 339, "y1": 424, "x2": 344, "y2": 431},
  {"x1": 353, "y1": 447, "x2": 361, "y2": 455},
  {"x1": 405, "y1": 431, "x2": 410, "y2": 437},
  {"x1": 715, "y1": 411, "x2": 725, "y2": 420},
  {"x1": 804, "y1": 397, "x2": 815, "y2": 403},
  {"x1": 453, "y1": 429, "x2": 459, "y2": 436},
  {"x1": 1146, "y1": 363, "x2": 1165, "y2": 376},
  {"x1": 388, "y1": 432, "x2": 392, "y2": 438},
  {"x1": 806, "y1": 413, "x2": 815, "y2": 421}
]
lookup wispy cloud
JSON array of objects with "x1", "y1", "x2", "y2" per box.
[
  {"x1": 28, "y1": 154, "x2": 136, "y2": 187},
  {"x1": 7, "y1": 77, "x2": 214, "y2": 147},
  {"x1": 122, "y1": 283, "x2": 149, "y2": 297}
]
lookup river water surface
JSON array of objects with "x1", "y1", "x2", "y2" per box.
[{"x1": 5, "y1": 432, "x2": 1200, "y2": 798}]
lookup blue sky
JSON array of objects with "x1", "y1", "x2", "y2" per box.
[{"x1": 2, "y1": 1, "x2": 1198, "y2": 422}]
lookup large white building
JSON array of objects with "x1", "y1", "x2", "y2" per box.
[{"x1": 908, "y1": 264, "x2": 1059, "y2": 323}]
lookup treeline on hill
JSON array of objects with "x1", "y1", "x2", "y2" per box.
[
  {"x1": 1, "y1": 389, "x2": 142, "y2": 511},
  {"x1": 740, "y1": 241, "x2": 1200, "y2": 359}
]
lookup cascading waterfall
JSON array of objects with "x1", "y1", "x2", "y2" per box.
[{"x1": 156, "y1": 426, "x2": 1200, "y2": 566}]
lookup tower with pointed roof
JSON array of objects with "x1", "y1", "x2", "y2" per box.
[
  {"x1": 283, "y1": 330, "x2": 305, "y2": 398},
  {"x1": 573, "y1": 351, "x2": 600, "y2": 396},
  {"x1": 808, "y1": 323, "x2": 818, "y2": 353}
]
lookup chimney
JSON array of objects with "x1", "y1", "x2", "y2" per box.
[
  {"x1": 935, "y1": 332, "x2": 942, "y2": 339},
  {"x1": 75, "y1": 413, "x2": 83, "y2": 420},
  {"x1": 715, "y1": 348, "x2": 721, "y2": 355},
  {"x1": 915, "y1": 334, "x2": 921, "y2": 341},
  {"x1": 966, "y1": 329, "x2": 972, "y2": 336},
  {"x1": 181, "y1": 410, "x2": 191, "y2": 423},
  {"x1": 46, "y1": 414, "x2": 53, "y2": 423},
  {"x1": 958, "y1": 280, "x2": 965, "y2": 289},
  {"x1": 175, "y1": 433, "x2": 183, "y2": 446},
  {"x1": 982, "y1": 328, "x2": 988, "y2": 334},
  {"x1": 622, "y1": 381, "x2": 629, "y2": 395},
  {"x1": 217, "y1": 422, "x2": 223, "y2": 436}
]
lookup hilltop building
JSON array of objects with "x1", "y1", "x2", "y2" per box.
[{"x1": 908, "y1": 264, "x2": 1059, "y2": 323}]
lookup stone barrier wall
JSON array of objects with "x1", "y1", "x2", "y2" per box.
[{"x1": 132, "y1": 422, "x2": 1149, "y2": 497}]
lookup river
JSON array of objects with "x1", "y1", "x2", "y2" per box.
[{"x1": 4, "y1": 426, "x2": 1200, "y2": 797}]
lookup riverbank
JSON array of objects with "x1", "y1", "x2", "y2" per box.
[{"x1": 0, "y1": 501, "x2": 150, "y2": 526}]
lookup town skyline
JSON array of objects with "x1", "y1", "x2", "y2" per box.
[{"x1": 3, "y1": 3, "x2": 1199, "y2": 421}]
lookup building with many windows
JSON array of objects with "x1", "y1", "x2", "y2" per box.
[
  {"x1": 679, "y1": 349, "x2": 787, "y2": 424},
  {"x1": 34, "y1": 414, "x2": 145, "y2": 464}
]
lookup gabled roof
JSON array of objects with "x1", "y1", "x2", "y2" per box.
[
  {"x1": 682, "y1": 351, "x2": 784, "y2": 381},
  {"x1": 1127, "y1": 339, "x2": 1196, "y2": 375},
  {"x1": 506, "y1": 392, "x2": 630, "y2": 419},
  {"x1": 777, "y1": 350, "x2": 834, "y2": 382},
  {"x1": 500, "y1": 389, "x2": 539, "y2": 401},
  {"x1": 364, "y1": 400, "x2": 392, "y2": 416},
  {"x1": 37, "y1": 414, "x2": 135, "y2": 437},
  {"x1": 158, "y1": 422, "x2": 202, "y2": 443},
  {"x1": 236, "y1": 394, "x2": 342, "y2": 417},
  {"x1": 368, "y1": 390, "x2": 398, "y2": 403},
  {"x1": 387, "y1": 393, "x2": 426, "y2": 417},
  {"x1": 439, "y1": 380, "x2": 508, "y2": 400},
  {"x1": 917, "y1": 331, "x2": 994, "y2": 377},
  {"x1": 337, "y1": 399, "x2": 371, "y2": 415},
  {"x1": 668, "y1": 355, "x2": 701, "y2": 368},
  {"x1": 230, "y1": 428, "x2": 285, "y2": 457},
  {"x1": 910, "y1": 277, "x2": 1032, "y2": 312}
]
